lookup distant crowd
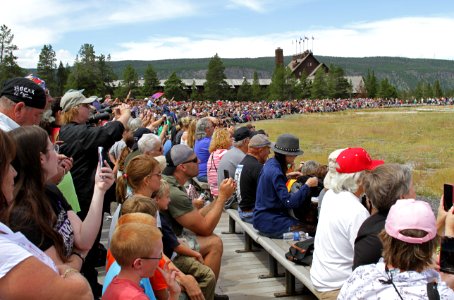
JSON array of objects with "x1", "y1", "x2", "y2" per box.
[{"x1": 0, "y1": 75, "x2": 454, "y2": 300}]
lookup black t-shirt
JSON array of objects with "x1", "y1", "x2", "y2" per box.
[
  {"x1": 353, "y1": 212, "x2": 387, "y2": 270},
  {"x1": 9, "y1": 185, "x2": 74, "y2": 257},
  {"x1": 237, "y1": 155, "x2": 263, "y2": 210},
  {"x1": 159, "y1": 212, "x2": 180, "y2": 258}
]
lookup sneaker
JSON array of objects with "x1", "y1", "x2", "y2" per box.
[{"x1": 214, "y1": 293, "x2": 229, "y2": 300}]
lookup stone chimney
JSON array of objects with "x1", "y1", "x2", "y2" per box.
[{"x1": 275, "y1": 47, "x2": 284, "y2": 67}]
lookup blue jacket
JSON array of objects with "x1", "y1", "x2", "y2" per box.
[{"x1": 253, "y1": 158, "x2": 311, "y2": 236}]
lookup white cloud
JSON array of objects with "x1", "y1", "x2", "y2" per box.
[
  {"x1": 109, "y1": 16, "x2": 454, "y2": 63},
  {"x1": 311, "y1": 17, "x2": 454, "y2": 59},
  {"x1": 4, "y1": 1, "x2": 454, "y2": 69},
  {"x1": 227, "y1": 0, "x2": 267, "y2": 12}
]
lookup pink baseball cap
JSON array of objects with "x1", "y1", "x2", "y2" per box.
[
  {"x1": 385, "y1": 199, "x2": 437, "y2": 244},
  {"x1": 336, "y1": 147, "x2": 384, "y2": 173}
]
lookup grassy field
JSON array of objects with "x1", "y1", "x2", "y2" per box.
[{"x1": 253, "y1": 106, "x2": 454, "y2": 200}]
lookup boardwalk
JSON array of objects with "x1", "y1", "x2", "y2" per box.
[{"x1": 99, "y1": 211, "x2": 316, "y2": 299}]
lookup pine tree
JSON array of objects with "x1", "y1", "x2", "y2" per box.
[
  {"x1": 190, "y1": 80, "x2": 202, "y2": 101},
  {"x1": 433, "y1": 80, "x2": 443, "y2": 98},
  {"x1": 268, "y1": 65, "x2": 286, "y2": 100},
  {"x1": 0, "y1": 25, "x2": 23, "y2": 85},
  {"x1": 299, "y1": 70, "x2": 311, "y2": 99},
  {"x1": 66, "y1": 44, "x2": 102, "y2": 95},
  {"x1": 310, "y1": 68, "x2": 327, "y2": 99},
  {"x1": 164, "y1": 72, "x2": 186, "y2": 100},
  {"x1": 98, "y1": 54, "x2": 116, "y2": 96},
  {"x1": 142, "y1": 64, "x2": 159, "y2": 96},
  {"x1": 364, "y1": 69, "x2": 378, "y2": 98},
  {"x1": 37, "y1": 44, "x2": 57, "y2": 92},
  {"x1": 377, "y1": 78, "x2": 398, "y2": 99},
  {"x1": 204, "y1": 53, "x2": 229, "y2": 101},
  {"x1": 0, "y1": 25, "x2": 18, "y2": 63},
  {"x1": 251, "y1": 71, "x2": 262, "y2": 101},
  {"x1": 55, "y1": 61, "x2": 69, "y2": 96},
  {"x1": 122, "y1": 64, "x2": 139, "y2": 93},
  {"x1": 237, "y1": 77, "x2": 252, "y2": 101}
]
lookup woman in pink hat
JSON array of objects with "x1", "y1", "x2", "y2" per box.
[{"x1": 338, "y1": 199, "x2": 454, "y2": 299}]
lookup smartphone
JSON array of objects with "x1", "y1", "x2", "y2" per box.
[
  {"x1": 440, "y1": 237, "x2": 454, "y2": 274},
  {"x1": 223, "y1": 170, "x2": 230, "y2": 179},
  {"x1": 443, "y1": 184, "x2": 454, "y2": 211},
  {"x1": 98, "y1": 146, "x2": 104, "y2": 167}
]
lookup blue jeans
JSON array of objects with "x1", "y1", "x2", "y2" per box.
[
  {"x1": 197, "y1": 175, "x2": 207, "y2": 182},
  {"x1": 238, "y1": 208, "x2": 254, "y2": 224}
]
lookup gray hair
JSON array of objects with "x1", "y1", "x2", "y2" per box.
[
  {"x1": 0, "y1": 96, "x2": 16, "y2": 110},
  {"x1": 138, "y1": 133, "x2": 161, "y2": 153},
  {"x1": 362, "y1": 163, "x2": 413, "y2": 213},
  {"x1": 329, "y1": 171, "x2": 363, "y2": 194},
  {"x1": 195, "y1": 117, "x2": 212, "y2": 140},
  {"x1": 323, "y1": 148, "x2": 346, "y2": 189},
  {"x1": 301, "y1": 160, "x2": 321, "y2": 176},
  {"x1": 128, "y1": 117, "x2": 143, "y2": 133}
]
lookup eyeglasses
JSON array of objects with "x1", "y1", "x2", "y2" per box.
[
  {"x1": 140, "y1": 252, "x2": 162, "y2": 260},
  {"x1": 150, "y1": 172, "x2": 162, "y2": 178},
  {"x1": 181, "y1": 157, "x2": 198, "y2": 164}
]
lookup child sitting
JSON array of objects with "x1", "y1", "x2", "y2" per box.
[
  {"x1": 156, "y1": 180, "x2": 216, "y2": 300},
  {"x1": 102, "y1": 216, "x2": 179, "y2": 300}
]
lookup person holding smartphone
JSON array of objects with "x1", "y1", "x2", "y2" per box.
[{"x1": 437, "y1": 188, "x2": 454, "y2": 290}]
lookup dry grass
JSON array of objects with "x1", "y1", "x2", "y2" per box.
[{"x1": 253, "y1": 106, "x2": 454, "y2": 199}]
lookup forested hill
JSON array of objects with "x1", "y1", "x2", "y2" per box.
[{"x1": 104, "y1": 55, "x2": 454, "y2": 90}]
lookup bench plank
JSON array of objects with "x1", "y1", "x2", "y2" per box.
[{"x1": 225, "y1": 209, "x2": 319, "y2": 299}]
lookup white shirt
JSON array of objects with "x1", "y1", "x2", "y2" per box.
[
  {"x1": 0, "y1": 112, "x2": 19, "y2": 132},
  {"x1": 0, "y1": 222, "x2": 58, "y2": 278},
  {"x1": 310, "y1": 189, "x2": 369, "y2": 291},
  {"x1": 338, "y1": 259, "x2": 454, "y2": 299}
]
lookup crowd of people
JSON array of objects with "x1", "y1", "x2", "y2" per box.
[{"x1": 0, "y1": 75, "x2": 453, "y2": 300}]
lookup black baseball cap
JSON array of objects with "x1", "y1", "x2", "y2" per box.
[{"x1": 0, "y1": 77, "x2": 46, "y2": 109}]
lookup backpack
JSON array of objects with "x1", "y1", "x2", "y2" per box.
[{"x1": 285, "y1": 238, "x2": 315, "y2": 266}]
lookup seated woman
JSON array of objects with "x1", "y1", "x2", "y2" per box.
[
  {"x1": 353, "y1": 163, "x2": 416, "y2": 269},
  {"x1": 7, "y1": 126, "x2": 114, "y2": 269},
  {"x1": 253, "y1": 134, "x2": 318, "y2": 238},
  {"x1": 207, "y1": 128, "x2": 232, "y2": 199},
  {"x1": 0, "y1": 129, "x2": 92, "y2": 299},
  {"x1": 338, "y1": 199, "x2": 454, "y2": 299}
]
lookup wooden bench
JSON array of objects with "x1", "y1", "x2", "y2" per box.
[{"x1": 225, "y1": 209, "x2": 319, "y2": 298}]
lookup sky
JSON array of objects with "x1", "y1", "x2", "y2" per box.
[{"x1": 3, "y1": 0, "x2": 454, "y2": 69}]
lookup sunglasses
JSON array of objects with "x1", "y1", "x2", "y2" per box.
[{"x1": 181, "y1": 156, "x2": 198, "y2": 164}]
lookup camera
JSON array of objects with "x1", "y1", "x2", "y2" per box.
[{"x1": 88, "y1": 112, "x2": 111, "y2": 124}]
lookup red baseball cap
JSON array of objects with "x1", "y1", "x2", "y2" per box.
[{"x1": 336, "y1": 147, "x2": 384, "y2": 173}]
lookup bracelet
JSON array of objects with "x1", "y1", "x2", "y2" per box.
[
  {"x1": 71, "y1": 252, "x2": 85, "y2": 264},
  {"x1": 62, "y1": 268, "x2": 79, "y2": 278}
]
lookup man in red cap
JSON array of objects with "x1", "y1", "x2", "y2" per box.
[{"x1": 310, "y1": 147, "x2": 384, "y2": 300}]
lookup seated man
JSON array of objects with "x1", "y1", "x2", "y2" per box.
[
  {"x1": 235, "y1": 134, "x2": 272, "y2": 223},
  {"x1": 310, "y1": 147, "x2": 384, "y2": 300},
  {"x1": 163, "y1": 144, "x2": 235, "y2": 299}
]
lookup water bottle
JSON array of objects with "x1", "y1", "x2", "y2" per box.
[{"x1": 282, "y1": 231, "x2": 306, "y2": 241}]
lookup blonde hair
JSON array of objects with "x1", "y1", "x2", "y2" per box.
[
  {"x1": 110, "y1": 222, "x2": 162, "y2": 267},
  {"x1": 155, "y1": 179, "x2": 170, "y2": 199},
  {"x1": 186, "y1": 119, "x2": 197, "y2": 148},
  {"x1": 116, "y1": 155, "x2": 159, "y2": 202},
  {"x1": 209, "y1": 128, "x2": 231, "y2": 153},
  {"x1": 61, "y1": 107, "x2": 79, "y2": 124},
  {"x1": 121, "y1": 195, "x2": 158, "y2": 217}
]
